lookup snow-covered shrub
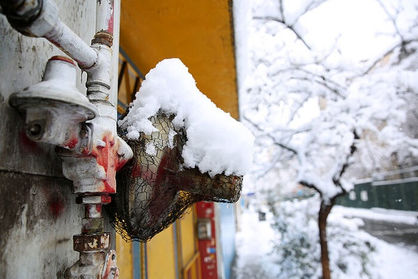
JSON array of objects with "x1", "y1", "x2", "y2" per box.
[{"x1": 270, "y1": 197, "x2": 376, "y2": 279}]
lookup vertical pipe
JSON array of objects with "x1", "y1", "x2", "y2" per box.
[
  {"x1": 109, "y1": 0, "x2": 120, "y2": 107},
  {"x1": 96, "y1": 0, "x2": 114, "y2": 34},
  {"x1": 133, "y1": 241, "x2": 141, "y2": 279}
]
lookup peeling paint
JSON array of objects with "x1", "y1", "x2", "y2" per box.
[
  {"x1": 0, "y1": 0, "x2": 98, "y2": 277},
  {"x1": 0, "y1": 171, "x2": 83, "y2": 279}
]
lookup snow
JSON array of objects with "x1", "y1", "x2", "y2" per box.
[
  {"x1": 333, "y1": 206, "x2": 418, "y2": 226},
  {"x1": 242, "y1": 0, "x2": 418, "y2": 200},
  {"x1": 233, "y1": 0, "x2": 251, "y2": 111},
  {"x1": 235, "y1": 209, "x2": 278, "y2": 279},
  {"x1": 120, "y1": 58, "x2": 255, "y2": 176},
  {"x1": 372, "y1": 177, "x2": 418, "y2": 186},
  {"x1": 145, "y1": 142, "x2": 157, "y2": 156},
  {"x1": 373, "y1": 238, "x2": 418, "y2": 279},
  {"x1": 235, "y1": 0, "x2": 418, "y2": 277},
  {"x1": 235, "y1": 199, "x2": 418, "y2": 279}
]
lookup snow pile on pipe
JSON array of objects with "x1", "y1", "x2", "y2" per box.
[{"x1": 119, "y1": 58, "x2": 254, "y2": 177}]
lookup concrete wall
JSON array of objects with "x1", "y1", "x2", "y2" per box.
[{"x1": 0, "y1": 1, "x2": 99, "y2": 278}]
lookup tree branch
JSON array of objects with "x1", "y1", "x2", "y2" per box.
[
  {"x1": 376, "y1": 0, "x2": 405, "y2": 43},
  {"x1": 279, "y1": 0, "x2": 286, "y2": 22},
  {"x1": 360, "y1": 39, "x2": 418, "y2": 76},
  {"x1": 253, "y1": 16, "x2": 312, "y2": 50},
  {"x1": 289, "y1": 76, "x2": 344, "y2": 98},
  {"x1": 243, "y1": 114, "x2": 299, "y2": 155},
  {"x1": 332, "y1": 130, "x2": 359, "y2": 187}
]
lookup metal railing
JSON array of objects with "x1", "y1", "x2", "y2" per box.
[{"x1": 117, "y1": 48, "x2": 145, "y2": 116}]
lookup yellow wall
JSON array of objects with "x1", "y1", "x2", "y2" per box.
[
  {"x1": 116, "y1": 233, "x2": 133, "y2": 278},
  {"x1": 179, "y1": 209, "x2": 197, "y2": 267},
  {"x1": 120, "y1": 0, "x2": 239, "y2": 119},
  {"x1": 178, "y1": 208, "x2": 200, "y2": 279},
  {"x1": 147, "y1": 225, "x2": 177, "y2": 279},
  {"x1": 116, "y1": 0, "x2": 238, "y2": 278}
]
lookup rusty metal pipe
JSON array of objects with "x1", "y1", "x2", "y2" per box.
[
  {"x1": 3, "y1": 0, "x2": 127, "y2": 277},
  {"x1": 62, "y1": 1, "x2": 128, "y2": 278}
]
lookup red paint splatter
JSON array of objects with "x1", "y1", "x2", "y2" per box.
[
  {"x1": 64, "y1": 137, "x2": 78, "y2": 149},
  {"x1": 19, "y1": 131, "x2": 43, "y2": 154},
  {"x1": 101, "y1": 195, "x2": 112, "y2": 204},
  {"x1": 75, "y1": 131, "x2": 131, "y2": 195},
  {"x1": 147, "y1": 150, "x2": 180, "y2": 220},
  {"x1": 96, "y1": 204, "x2": 102, "y2": 213},
  {"x1": 117, "y1": 159, "x2": 128, "y2": 171},
  {"x1": 131, "y1": 164, "x2": 141, "y2": 178},
  {"x1": 48, "y1": 194, "x2": 64, "y2": 219},
  {"x1": 107, "y1": 5, "x2": 114, "y2": 34},
  {"x1": 90, "y1": 133, "x2": 130, "y2": 194},
  {"x1": 50, "y1": 56, "x2": 76, "y2": 65}
]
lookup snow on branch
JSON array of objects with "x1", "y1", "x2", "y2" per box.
[{"x1": 253, "y1": 15, "x2": 312, "y2": 50}]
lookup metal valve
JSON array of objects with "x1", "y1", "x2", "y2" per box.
[{"x1": 9, "y1": 56, "x2": 97, "y2": 152}]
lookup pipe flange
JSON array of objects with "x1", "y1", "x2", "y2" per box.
[
  {"x1": 91, "y1": 31, "x2": 113, "y2": 48},
  {"x1": 73, "y1": 233, "x2": 110, "y2": 253}
]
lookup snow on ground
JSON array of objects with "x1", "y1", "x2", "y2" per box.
[
  {"x1": 235, "y1": 205, "x2": 418, "y2": 279},
  {"x1": 372, "y1": 237, "x2": 418, "y2": 279},
  {"x1": 120, "y1": 59, "x2": 254, "y2": 176},
  {"x1": 235, "y1": 209, "x2": 278, "y2": 279},
  {"x1": 333, "y1": 206, "x2": 418, "y2": 226}
]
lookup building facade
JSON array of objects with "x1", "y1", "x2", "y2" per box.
[{"x1": 0, "y1": 1, "x2": 240, "y2": 278}]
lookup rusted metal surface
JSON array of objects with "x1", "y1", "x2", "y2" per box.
[
  {"x1": 58, "y1": 1, "x2": 127, "y2": 278},
  {"x1": 82, "y1": 217, "x2": 104, "y2": 234},
  {"x1": 73, "y1": 233, "x2": 110, "y2": 252},
  {"x1": 91, "y1": 31, "x2": 113, "y2": 47}
]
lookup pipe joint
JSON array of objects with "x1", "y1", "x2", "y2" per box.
[
  {"x1": 86, "y1": 44, "x2": 112, "y2": 102},
  {"x1": 0, "y1": 0, "x2": 44, "y2": 35}
]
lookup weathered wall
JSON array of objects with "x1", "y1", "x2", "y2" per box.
[{"x1": 0, "y1": 1, "x2": 98, "y2": 278}]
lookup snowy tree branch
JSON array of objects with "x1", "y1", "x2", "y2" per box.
[
  {"x1": 243, "y1": 114, "x2": 299, "y2": 156},
  {"x1": 332, "y1": 130, "x2": 359, "y2": 187},
  {"x1": 290, "y1": 76, "x2": 344, "y2": 98},
  {"x1": 375, "y1": 0, "x2": 405, "y2": 43},
  {"x1": 253, "y1": 16, "x2": 312, "y2": 50},
  {"x1": 360, "y1": 39, "x2": 418, "y2": 76}
]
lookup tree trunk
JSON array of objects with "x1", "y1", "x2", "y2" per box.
[{"x1": 318, "y1": 200, "x2": 334, "y2": 279}]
